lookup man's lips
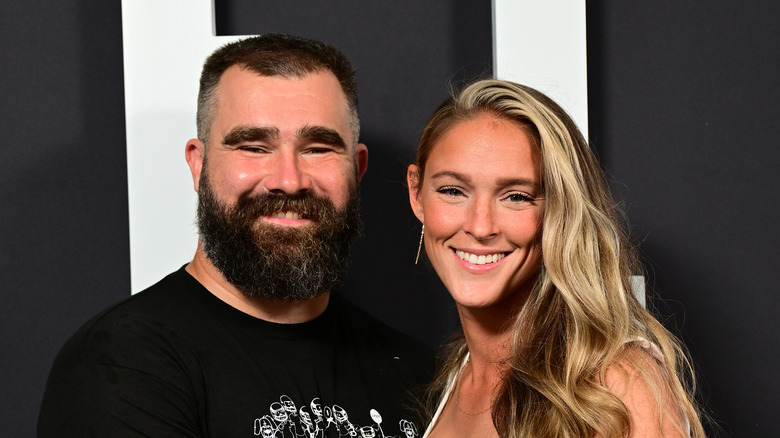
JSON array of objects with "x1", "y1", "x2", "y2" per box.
[
  {"x1": 260, "y1": 210, "x2": 313, "y2": 226},
  {"x1": 268, "y1": 210, "x2": 307, "y2": 220}
]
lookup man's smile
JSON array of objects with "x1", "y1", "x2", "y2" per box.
[
  {"x1": 269, "y1": 210, "x2": 307, "y2": 220},
  {"x1": 262, "y1": 210, "x2": 313, "y2": 227}
]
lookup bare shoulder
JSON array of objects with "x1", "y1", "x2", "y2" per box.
[{"x1": 603, "y1": 345, "x2": 689, "y2": 438}]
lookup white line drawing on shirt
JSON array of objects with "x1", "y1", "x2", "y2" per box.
[
  {"x1": 253, "y1": 395, "x2": 419, "y2": 437},
  {"x1": 254, "y1": 415, "x2": 278, "y2": 437},
  {"x1": 398, "y1": 420, "x2": 418, "y2": 438},
  {"x1": 369, "y1": 409, "x2": 384, "y2": 437}
]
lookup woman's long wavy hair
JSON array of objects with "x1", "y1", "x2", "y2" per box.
[{"x1": 412, "y1": 79, "x2": 705, "y2": 437}]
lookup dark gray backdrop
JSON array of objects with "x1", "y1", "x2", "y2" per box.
[
  {"x1": 587, "y1": 2, "x2": 780, "y2": 435},
  {"x1": 1, "y1": 1, "x2": 777, "y2": 436}
]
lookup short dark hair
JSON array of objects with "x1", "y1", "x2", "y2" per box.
[{"x1": 197, "y1": 33, "x2": 359, "y2": 146}]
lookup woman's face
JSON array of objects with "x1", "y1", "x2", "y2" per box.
[{"x1": 408, "y1": 114, "x2": 544, "y2": 312}]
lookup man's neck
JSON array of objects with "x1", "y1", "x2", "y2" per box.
[{"x1": 186, "y1": 243, "x2": 330, "y2": 324}]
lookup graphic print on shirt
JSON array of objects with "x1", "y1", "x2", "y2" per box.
[{"x1": 253, "y1": 395, "x2": 420, "y2": 438}]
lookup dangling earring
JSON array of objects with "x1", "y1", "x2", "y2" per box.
[{"x1": 415, "y1": 224, "x2": 425, "y2": 265}]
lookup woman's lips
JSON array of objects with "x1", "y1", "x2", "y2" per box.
[{"x1": 454, "y1": 249, "x2": 508, "y2": 265}]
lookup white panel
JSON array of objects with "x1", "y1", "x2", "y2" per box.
[
  {"x1": 494, "y1": 3, "x2": 646, "y2": 306},
  {"x1": 493, "y1": 2, "x2": 642, "y2": 304},
  {"x1": 122, "y1": 1, "x2": 245, "y2": 293},
  {"x1": 631, "y1": 275, "x2": 647, "y2": 308},
  {"x1": 493, "y1": 0, "x2": 588, "y2": 137}
]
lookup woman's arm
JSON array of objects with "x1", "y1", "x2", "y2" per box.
[{"x1": 601, "y1": 349, "x2": 689, "y2": 438}]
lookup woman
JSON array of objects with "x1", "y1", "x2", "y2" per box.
[{"x1": 407, "y1": 79, "x2": 705, "y2": 437}]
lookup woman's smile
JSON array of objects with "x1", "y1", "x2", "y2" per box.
[{"x1": 453, "y1": 248, "x2": 508, "y2": 266}]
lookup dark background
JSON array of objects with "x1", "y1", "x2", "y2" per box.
[{"x1": 1, "y1": 1, "x2": 777, "y2": 436}]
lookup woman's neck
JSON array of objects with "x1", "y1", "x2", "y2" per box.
[{"x1": 457, "y1": 308, "x2": 516, "y2": 390}]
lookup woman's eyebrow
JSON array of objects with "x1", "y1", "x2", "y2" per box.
[
  {"x1": 429, "y1": 170, "x2": 469, "y2": 182},
  {"x1": 430, "y1": 172, "x2": 536, "y2": 185},
  {"x1": 430, "y1": 171, "x2": 540, "y2": 191},
  {"x1": 495, "y1": 177, "x2": 539, "y2": 188}
]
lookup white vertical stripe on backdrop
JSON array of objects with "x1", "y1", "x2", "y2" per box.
[
  {"x1": 493, "y1": 1, "x2": 648, "y2": 304},
  {"x1": 493, "y1": 0, "x2": 588, "y2": 138},
  {"x1": 122, "y1": 1, "x2": 244, "y2": 293}
]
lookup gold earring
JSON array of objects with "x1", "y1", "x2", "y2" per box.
[{"x1": 415, "y1": 224, "x2": 424, "y2": 265}]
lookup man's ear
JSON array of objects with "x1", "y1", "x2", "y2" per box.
[
  {"x1": 407, "y1": 164, "x2": 424, "y2": 223},
  {"x1": 185, "y1": 138, "x2": 205, "y2": 192},
  {"x1": 355, "y1": 143, "x2": 368, "y2": 181}
]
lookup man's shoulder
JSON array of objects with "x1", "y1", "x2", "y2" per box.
[
  {"x1": 57, "y1": 267, "x2": 205, "y2": 366},
  {"x1": 38, "y1": 267, "x2": 212, "y2": 436}
]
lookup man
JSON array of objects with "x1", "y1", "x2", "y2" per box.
[{"x1": 38, "y1": 34, "x2": 434, "y2": 437}]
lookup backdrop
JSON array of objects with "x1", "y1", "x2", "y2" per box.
[{"x1": 1, "y1": 1, "x2": 777, "y2": 436}]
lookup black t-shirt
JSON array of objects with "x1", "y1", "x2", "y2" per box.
[{"x1": 38, "y1": 267, "x2": 435, "y2": 437}]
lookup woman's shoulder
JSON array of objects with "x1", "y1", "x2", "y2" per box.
[{"x1": 601, "y1": 338, "x2": 690, "y2": 437}]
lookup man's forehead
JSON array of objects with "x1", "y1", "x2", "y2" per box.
[
  {"x1": 213, "y1": 66, "x2": 354, "y2": 142},
  {"x1": 216, "y1": 66, "x2": 347, "y2": 106}
]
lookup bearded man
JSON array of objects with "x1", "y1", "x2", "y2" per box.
[{"x1": 38, "y1": 34, "x2": 434, "y2": 437}]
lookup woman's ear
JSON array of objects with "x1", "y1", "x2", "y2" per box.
[{"x1": 407, "y1": 165, "x2": 424, "y2": 223}]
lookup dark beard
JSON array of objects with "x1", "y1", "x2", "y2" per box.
[{"x1": 196, "y1": 170, "x2": 362, "y2": 302}]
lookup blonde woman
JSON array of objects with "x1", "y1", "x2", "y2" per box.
[{"x1": 407, "y1": 79, "x2": 705, "y2": 437}]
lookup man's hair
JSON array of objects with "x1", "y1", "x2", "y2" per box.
[{"x1": 197, "y1": 33, "x2": 360, "y2": 146}]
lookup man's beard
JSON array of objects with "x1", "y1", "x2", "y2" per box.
[{"x1": 196, "y1": 170, "x2": 363, "y2": 302}]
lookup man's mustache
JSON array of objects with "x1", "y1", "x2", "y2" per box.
[{"x1": 232, "y1": 191, "x2": 337, "y2": 223}]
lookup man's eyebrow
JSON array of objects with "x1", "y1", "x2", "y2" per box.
[
  {"x1": 222, "y1": 126, "x2": 280, "y2": 146},
  {"x1": 297, "y1": 125, "x2": 348, "y2": 151}
]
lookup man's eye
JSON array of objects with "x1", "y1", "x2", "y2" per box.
[
  {"x1": 238, "y1": 145, "x2": 266, "y2": 153},
  {"x1": 305, "y1": 146, "x2": 336, "y2": 154}
]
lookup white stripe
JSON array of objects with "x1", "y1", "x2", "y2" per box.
[
  {"x1": 493, "y1": 0, "x2": 589, "y2": 137},
  {"x1": 122, "y1": 0, "x2": 245, "y2": 293}
]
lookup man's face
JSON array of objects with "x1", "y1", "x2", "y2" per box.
[
  {"x1": 199, "y1": 66, "x2": 365, "y2": 212},
  {"x1": 188, "y1": 67, "x2": 367, "y2": 301}
]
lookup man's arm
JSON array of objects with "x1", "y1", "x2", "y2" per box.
[{"x1": 38, "y1": 320, "x2": 202, "y2": 437}]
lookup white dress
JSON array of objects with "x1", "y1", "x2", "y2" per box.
[{"x1": 422, "y1": 353, "x2": 469, "y2": 438}]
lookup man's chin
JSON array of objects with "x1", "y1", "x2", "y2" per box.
[
  {"x1": 248, "y1": 289, "x2": 327, "y2": 303},
  {"x1": 196, "y1": 175, "x2": 362, "y2": 302}
]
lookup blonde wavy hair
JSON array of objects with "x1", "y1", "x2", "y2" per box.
[{"x1": 412, "y1": 79, "x2": 706, "y2": 437}]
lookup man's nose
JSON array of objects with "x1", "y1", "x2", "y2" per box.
[{"x1": 262, "y1": 151, "x2": 312, "y2": 194}]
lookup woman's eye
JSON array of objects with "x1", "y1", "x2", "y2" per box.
[
  {"x1": 505, "y1": 193, "x2": 532, "y2": 203},
  {"x1": 437, "y1": 187, "x2": 463, "y2": 197}
]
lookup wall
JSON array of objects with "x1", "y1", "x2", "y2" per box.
[
  {"x1": 1, "y1": 3, "x2": 129, "y2": 435},
  {"x1": 587, "y1": 2, "x2": 779, "y2": 435}
]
